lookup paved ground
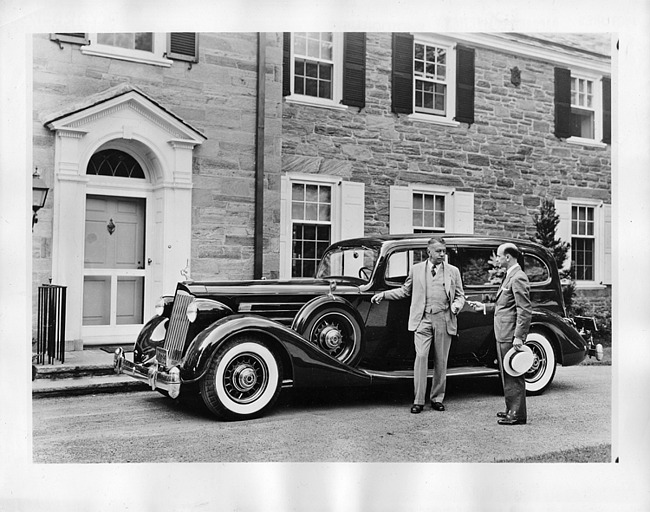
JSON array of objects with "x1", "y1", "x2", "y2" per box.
[{"x1": 32, "y1": 364, "x2": 611, "y2": 463}]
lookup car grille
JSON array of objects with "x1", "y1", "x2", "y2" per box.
[{"x1": 163, "y1": 290, "x2": 193, "y2": 364}]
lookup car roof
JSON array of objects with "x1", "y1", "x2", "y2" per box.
[{"x1": 329, "y1": 233, "x2": 548, "y2": 254}]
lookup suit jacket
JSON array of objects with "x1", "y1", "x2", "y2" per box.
[
  {"x1": 383, "y1": 260, "x2": 465, "y2": 334},
  {"x1": 488, "y1": 264, "x2": 532, "y2": 343}
]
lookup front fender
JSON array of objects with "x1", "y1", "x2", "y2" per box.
[
  {"x1": 530, "y1": 309, "x2": 587, "y2": 366},
  {"x1": 182, "y1": 314, "x2": 372, "y2": 388},
  {"x1": 291, "y1": 294, "x2": 364, "y2": 334}
]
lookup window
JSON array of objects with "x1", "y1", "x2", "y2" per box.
[
  {"x1": 77, "y1": 33, "x2": 198, "y2": 67},
  {"x1": 279, "y1": 175, "x2": 365, "y2": 279},
  {"x1": 412, "y1": 192, "x2": 446, "y2": 233},
  {"x1": 571, "y1": 205, "x2": 595, "y2": 281},
  {"x1": 414, "y1": 42, "x2": 449, "y2": 116},
  {"x1": 392, "y1": 33, "x2": 474, "y2": 126},
  {"x1": 87, "y1": 150, "x2": 145, "y2": 179},
  {"x1": 291, "y1": 183, "x2": 332, "y2": 278},
  {"x1": 555, "y1": 199, "x2": 611, "y2": 287},
  {"x1": 283, "y1": 33, "x2": 366, "y2": 109},
  {"x1": 389, "y1": 185, "x2": 474, "y2": 235},
  {"x1": 570, "y1": 76, "x2": 595, "y2": 139},
  {"x1": 554, "y1": 67, "x2": 611, "y2": 145}
]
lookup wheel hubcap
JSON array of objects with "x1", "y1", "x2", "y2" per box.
[
  {"x1": 319, "y1": 325, "x2": 343, "y2": 350},
  {"x1": 232, "y1": 363, "x2": 258, "y2": 393}
]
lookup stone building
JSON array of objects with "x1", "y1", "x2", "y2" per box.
[{"x1": 31, "y1": 31, "x2": 611, "y2": 349}]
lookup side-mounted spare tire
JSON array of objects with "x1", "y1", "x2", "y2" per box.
[
  {"x1": 200, "y1": 336, "x2": 282, "y2": 421},
  {"x1": 299, "y1": 306, "x2": 362, "y2": 366}
]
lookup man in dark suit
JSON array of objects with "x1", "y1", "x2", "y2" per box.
[
  {"x1": 471, "y1": 242, "x2": 532, "y2": 425},
  {"x1": 371, "y1": 237, "x2": 465, "y2": 414}
]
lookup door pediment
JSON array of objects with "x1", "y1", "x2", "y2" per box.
[{"x1": 43, "y1": 83, "x2": 207, "y2": 145}]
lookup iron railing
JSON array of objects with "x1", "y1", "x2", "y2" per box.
[{"x1": 36, "y1": 284, "x2": 67, "y2": 364}]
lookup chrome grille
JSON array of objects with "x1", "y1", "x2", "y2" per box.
[{"x1": 163, "y1": 290, "x2": 193, "y2": 365}]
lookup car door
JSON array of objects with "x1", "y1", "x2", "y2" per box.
[{"x1": 447, "y1": 244, "x2": 501, "y2": 362}]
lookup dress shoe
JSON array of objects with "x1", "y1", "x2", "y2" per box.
[
  {"x1": 497, "y1": 417, "x2": 527, "y2": 425},
  {"x1": 411, "y1": 404, "x2": 424, "y2": 414},
  {"x1": 431, "y1": 401, "x2": 445, "y2": 411},
  {"x1": 496, "y1": 411, "x2": 508, "y2": 418}
]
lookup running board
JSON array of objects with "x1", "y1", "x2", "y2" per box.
[{"x1": 361, "y1": 366, "x2": 500, "y2": 381}]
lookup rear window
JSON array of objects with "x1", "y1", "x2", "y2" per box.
[{"x1": 456, "y1": 247, "x2": 550, "y2": 286}]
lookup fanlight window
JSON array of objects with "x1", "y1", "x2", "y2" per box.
[{"x1": 87, "y1": 150, "x2": 145, "y2": 179}]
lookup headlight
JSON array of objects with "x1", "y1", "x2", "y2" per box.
[
  {"x1": 186, "y1": 300, "x2": 198, "y2": 323},
  {"x1": 155, "y1": 298, "x2": 166, "y2": 316}
]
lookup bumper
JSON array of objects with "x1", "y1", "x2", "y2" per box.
[{"x1": 113, "y1": 348, "x2": 181, "y2": 398}]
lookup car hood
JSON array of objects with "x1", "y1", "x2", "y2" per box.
[{"x1": 181, "y1": 278, "x2": 363, "y2": 297}]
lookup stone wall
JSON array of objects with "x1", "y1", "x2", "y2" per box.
[{"x1": 281, "y1": 33, "x2": 611, "y2": 241}]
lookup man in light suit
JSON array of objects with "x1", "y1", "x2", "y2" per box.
[
  {"x1": 371, "y1": 237, "x2": 465, "y2": 414},
  {"x1": 470, "y1": 242, "x2": 532, "y2": 425}
]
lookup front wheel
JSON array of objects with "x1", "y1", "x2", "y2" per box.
[
  {"x1": 524, "y1": 331, "x2": 557, "y2": 395},
  {"x1": 200, "y1": 337, "x2": 282, "y2": 421}
]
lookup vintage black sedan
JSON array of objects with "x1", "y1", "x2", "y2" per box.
[{"x1": 114, "y1": 234, "x2": 602, "y2": 420}]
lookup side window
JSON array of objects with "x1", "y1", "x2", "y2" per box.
[
  {"x1": 523, "y1": 254, "x2": 550, "y2": 283},
  {"x1": 457, "y1": 247, "x2": 502, "y2": 287},
  {"x1": 385, "y1": 248, "x2": 428, "y2": 285}
]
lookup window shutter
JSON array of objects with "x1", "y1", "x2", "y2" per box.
[
  {"x1": 554, "y1": 67, "x2": 572, "y2": 139},
  {"x1": 339, "y1": 181, "x2": 365, "y2": 240},
  {"x1": 279, "y1": 175, "x2": 291, "y2": 278},
  {"x1": 282, "y1": 33, "x2": 291, "y2": 97},
  {"x1": 602, "y1": 203, "x2": 612, "y2": 285},
  {"x1": 342, "y1": 33, "x2": 366, "y2": 108},
  {"x1": 554, "y1": 199, "x2": 572, "y2": 273},
  {"x1": 389, "y1": 185, "x2": 412, "y2": 234},
  {"x1": 451, "y1": 191, "x2": 474, "y2": 234},
  {"x1": 602, "y1": 76, "x2": 611, "y2": 144},
  {"x1": 391, "y1": 33, "x2": 414, "y2": 114},
  {"x1": 167, "y1": 33, "x2": 198, "y2": 63},
  {"x1": 455, "y1": 46, "x2": 475, "y2": 125}
]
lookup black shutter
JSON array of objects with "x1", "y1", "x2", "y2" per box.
[
  {"x1": 391, "y1": 32, "x2": 414, "y2": 114},
  {"x1": 282, "y1": 33, "x2": 291, "y2": 97},
  {"x1": 342, "y1": 33, "x2": 366, "y2": 108},
  {"x1": 455, "y1": 45, "x2": 475, "y2": 124},
  {"x1": 554, "y1": 67, "x2": 572, "y2": 139},
  {"x1": 167, "y1": 33, "x2": 198, "y2": 63},
  {"x1": 602, "y1": 76, "x2": 611, "y2": 144}
]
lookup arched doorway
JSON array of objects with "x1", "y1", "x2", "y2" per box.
[{"x1": 44, "y1": 85, "x2": 206, "y2": 348}]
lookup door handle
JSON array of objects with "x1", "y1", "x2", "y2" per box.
[{"x1": 147, "y1": 258, "x2": 153, "y2": 266}]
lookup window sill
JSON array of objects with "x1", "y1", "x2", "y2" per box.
[
  {"x1": 408, "y1": 113, "x2": 460, "y2": 127},
  {"x1": 566, "y1": 137, "x2": 608, "y2": 149},
  {"x1": 81, "y1": 44, "x2": 172, "y2": 67},
  {"x1": 284, "y1": 96, "x2": 349, "y2": 111},
  {"x1": 574, "y1": 281, "x2": 608, "y2": 290}
]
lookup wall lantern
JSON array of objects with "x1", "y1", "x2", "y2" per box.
[{"x1": 32, "y1": 168, "x2": 49, "y2": 230}]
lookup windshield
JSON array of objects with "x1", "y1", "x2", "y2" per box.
[{"x1": 316, "y1": 246, "x2": 379, "y2": 282}]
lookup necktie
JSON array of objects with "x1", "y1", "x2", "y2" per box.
[{"x1": 431, "y1": 264, "x2": 436, "y2": 278}]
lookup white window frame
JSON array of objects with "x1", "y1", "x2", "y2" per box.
[
  {"x1": 409, "y1": 34, "x2": 459, "y2": 127},
  {"x1": 566, "y1": 69, "x2": 606, "y2": 148},
  {"x1": 556, "y1": 198, "x2": 610, "y2": 289},
  {"x1": 81, "y1": 33, "x2": 172, "y2": 67},
  {"x1": 279, "y1": 173, "x2": 364, "y2": 279},
  {"x1": 389, "y1": 184, "x2": 474, "y2": 235},
  {"x1": 285, "y1": 32, "x2": 347, "y2": 111}
]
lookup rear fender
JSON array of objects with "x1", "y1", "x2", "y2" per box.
[
  {"x1": 530, "y1": 310, "x2": 587, "y2": 366},
  {"x1": 182, "y1": 314, "x2": 372, "y2": 388}
]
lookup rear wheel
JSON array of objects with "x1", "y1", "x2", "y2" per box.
[
  {"x1": 200, "y1": 337, "x2": 282, "y2": 421},
  {"x1": 524, "y1": 331, "x2": 557, "y2": 395}
]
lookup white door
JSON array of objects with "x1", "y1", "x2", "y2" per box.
[{"x1": 82, "y1": 195, "x2": 146, "y2": 339}]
